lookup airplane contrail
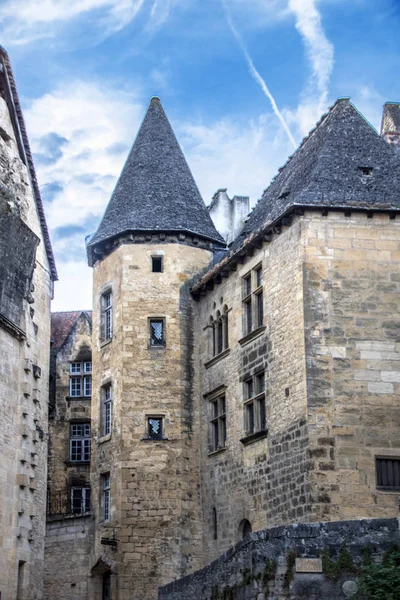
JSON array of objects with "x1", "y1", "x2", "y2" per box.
[{"x1": 221, "y1": 0, "x2": 297, "y2": 149}]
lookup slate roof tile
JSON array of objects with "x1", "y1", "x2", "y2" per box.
[
  {"x1": 87, "y1": 97, "x2": 225, "y2": 255},
  {"x1": 51, "y1": 311, "x2": 92, "y2": 352}
]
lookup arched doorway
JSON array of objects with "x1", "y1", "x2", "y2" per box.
[{"x1": 239, "y1": 519, "x2": 252, "y2": 539}]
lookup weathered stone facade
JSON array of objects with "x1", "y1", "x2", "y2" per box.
[
  {"x1": 89, "y1": 242, "x2": 213, "y2": 599},
  {"x1": 0, "y1": 47, "x2": 56, "y2": 600},
  {"x1": 193, "y1": 211, "x2": 400, "y2": 567}
]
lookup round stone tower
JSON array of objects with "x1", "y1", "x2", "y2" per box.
[{"x1": 86, "y1": 98, "x2": 225, "y2": 600}]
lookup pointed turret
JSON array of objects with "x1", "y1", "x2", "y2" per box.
[{"x1": 87, "y1": 97, "x2": 224, "y2": 264}]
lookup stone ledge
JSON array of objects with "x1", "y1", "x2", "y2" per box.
[
  {"x1": 240, "y1": 429, "x2": 268, "y2": 446},
  {"x1": 204, "y1": 348, "x2": 230, "y2": 369},
  {"x1": 238, "y1": 325, "x2": 266, "y2": 347}
]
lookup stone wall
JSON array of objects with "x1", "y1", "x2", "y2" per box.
[
  {"x1": 90, "y1": 242, "x2": 214, "y2": 599},
  {"x1": 303, "y1": 212, "x2": 400, "y2": 522},
  {"x1": 0, "y1": 90, "x2": 52, "y2": 599},
  {"x1": 43, "y1": 515, "x2": 94, "y2": 600},
  {"x1": 194, "y1": 219, "x2": 310, "y2": 563},
  {"x1": 159, "y1": 518, "x2": 400, "y2": 600}
]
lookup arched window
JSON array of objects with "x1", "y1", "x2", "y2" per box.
[
  {"x1": 210, "y1": 316, "x2": 216, "y2": 356},
  {"x1": 239, "y1": 519, "x2": 252, "y2": 539},
  {"x1": 216, "y1": 311, "x2": 223, "y2": 354},
  {"x1": 223, "y1": 305, "x2": 229, "y2": 349},
  {"x1": 209, "y1": 307, "x2": 229, "y2": 358}
]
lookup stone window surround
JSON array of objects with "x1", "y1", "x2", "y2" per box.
[
  {"x1": 69, "y1": 422, "x2": 91, "y2": 463},
  {"x1": 69, "y1": 360, "x2": 92, "y2": 398},
  {"x1": 240, "y1": 370, "x2": 267, "y2": 445},
  {"x1": 242, "y1": 263, "x2": 264, "y2": 337},
  {"x1": 141, "y1": 414, "x2": 169, "y2": 441},
  {"x1": 99, "y1": 284, "x2": 113, "y2": 345},
  {"x1": 101, "y1": 472, "x2": 111, "y2": 522},
  {"x1": 100, "y1": 381, "x2": 112, "y2": 439},
  {"x1": 149, "y1": 316, "x2": 166, "y2": 348},
  {"x1": 151, "y1": 251, "x2": 164, "y2": 273},
  {"x1": 204, "y1": 385, "x2": 228, "y2": 455}
]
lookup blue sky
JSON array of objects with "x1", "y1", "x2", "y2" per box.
[{"x1": 2, "y1": 0, "x2": 400, "y2": 310}]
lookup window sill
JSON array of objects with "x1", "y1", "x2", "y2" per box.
[
  {"x1": 208, "y1": 446, "x2": 227, "y2": 457},
  {"x1": 98, "y1": 434, "x2": 112, "y2": 444},
  {"x1": 238, "y1": 325, "x2": 266, "y2": 347},
  {"x1": 240, "y1": 429, "x2": 268, "y2": 445},
  {"x1": 204, "y1": 348, "x2": 230, "y2": 369},
  {"x1": 376, "y1": 487, "x2": 400, "y2": 492},
  {"x1": 140, "y1": 437, "x2": 169, "y2": 442},
  {"x1": 148, "y1": 345, "x2": 166, "y2": 350},
  {"x1": 100, "y1": 339, "x2": 113, "y2": 349},
  {"x1": 66, "y1": 396, "x2": 91, "y2": 401},
  {"x1": 64, "y1": 461, "x2": 90, "y2": 466}
]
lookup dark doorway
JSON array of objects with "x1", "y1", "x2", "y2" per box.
[{"x1": 102, "y1": 572, "x2": 111, "y2": 600}]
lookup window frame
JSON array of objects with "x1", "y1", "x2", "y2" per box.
[
  {"x1": 69, "y1": 361, "x2": 92, "y2": 398},
  {"x1": 149, "y1": 317, "x2": 166, "y2": 347},
  {"x1": 101, "y1": 290, "x2": 113, "y2": 343},
  {"x1": 242, "y1": 264, "x2": 264, "y2": 335},
  {"x1": 243, "y1": 371, "x2": 266, "y2": 438},
  {"x1": 69, "y1": 423, "x2": 91, "y2": 462},
  {"x1": 102, "y1": 473, "x2": 111, "y2": 522},
  {"x1": 210, "y1": 306, "x2": 229, "y2": 358},
  {"x1": 146, "y1": 416, "x2": 164, "y2": 440},
  {"x1": 209, "y1": 393, "x2": 227, "y2": 453},
  {"x1": 102, "y1": 384, "x2": 112, "y2": 436},
  {"x1": 71, "y1": 486, "x2": 91, "y2": 515}
]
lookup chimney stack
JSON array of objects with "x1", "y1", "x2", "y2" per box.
[{"x1": 381, "y1": 102, "x2": 400, "y2": 151}]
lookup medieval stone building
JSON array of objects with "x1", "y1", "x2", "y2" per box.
[
  {"x1": 0, "y1": 46, "x2": 57, "y2": 600},
  {"x1": 42, "y1": 95, "x2": 400, "y2": 599}
]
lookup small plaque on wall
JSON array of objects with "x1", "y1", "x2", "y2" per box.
[{"x1": 295, "y1": 558, "x2": 323, "y2": 573}]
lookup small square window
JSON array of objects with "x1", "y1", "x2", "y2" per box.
[
  {"x1": 150, "y1": 318, "x2": 165, "y2": 347},
  {"x1": 148, "y1": 417, "x2": 163, "y2": 440},
  {"x1": 70, "y1": 362, "x2": 82, "y2": 374},
  {"x1": 152, "y1": 256, "x2": 163, "y2": 273}
]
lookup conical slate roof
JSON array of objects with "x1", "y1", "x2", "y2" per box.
[
  {"x1": 233, "y1": 98, "x2": 400, "y2": 250},
  {"x1": 88, "y1": 97, "x2": 224, "y2": 253}
]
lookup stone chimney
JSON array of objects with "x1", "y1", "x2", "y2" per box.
[
  {"x1": 381, "y1": 102, "x2": 400, "y2": 151},
  {"x1": 208, "y1": 189, "x2": 250, "y2": 245}
]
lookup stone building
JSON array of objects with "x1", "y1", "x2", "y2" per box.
[
  {"x1": 82, "y1": 96, "x2": 400, "y2": 599},
  {"x1": 44, "y1": 310, "x2": 94, "y2": 600},
  {"x1": 0, "y1": 46, "x2": 57, "y2": 600},
  {"x1": 40, "y1": 94, "x2": 400, "y2": 599}
]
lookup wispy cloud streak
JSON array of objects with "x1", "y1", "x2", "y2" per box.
[
  {"x1": 288, "y1": 0, "x2": 334, "y2": 112},
  {"x1": 221, "y1": 0, "x2": 297, "y2": 149}
]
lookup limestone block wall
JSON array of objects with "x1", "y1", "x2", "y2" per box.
[
  {"x1": 0, "y1": 94, "x2": 52, "y2": 599},
  {"x1": 303, "y1": 211, "x2": 400, "y2": 521},
  {"x1": 194, "y1": 220, "x2": 310, "y2": 563},
  {"x1": 43, "y1": 515, "x2": 94, "y2": 600},
  {"x1": 47, "y1": 314, "x2": 92, "y2": 501},
  {"x1": 159, "y1": 518, "x2": 400, "y2": 600},
  {"x1": 90, "y1": 242, "x2": 213, "y2": 600}
]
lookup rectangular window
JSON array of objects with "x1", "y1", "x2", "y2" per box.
[
  {"x1": 70, "y1": 423, "x2": 91, "y2": 462},
  {"x1": 209, "y1": 394, "x2": 227, "y2": 452},
  {"x1": 101, "y1": 291, "x2": 112, "y2": 342},
  {"x1": 147, "y1": 417, "x2": 163, "y2": 440},
  {"x1": 376, "y1": 457, "x2": 400, "y2": 490},
  {"x1": 70, "y1": 376, "x2": 82, "y2": 397},
  {"x1": 102, "y1": 473, "x2": 110, "y2": 521},
  {"x1": 152, "y1": 256, "x2": 163, "y2": 272},
  {"x1": 69, "y1": 361, "x2": 92, "y2": 398},
  {"x1": 242, "y1": 264, "x2": 264, "y2": 335},
  {"x1": 71, "y1": 487, "x2": 91, "y2": 514},
  {"x1": 103, "y1": 385, "x2": 112, "y2": 436},
  {"x1": 243, "y1": 371, "x2": 266, "y2": 438},
  {"x1": 150, "y1": 318, "x2": 165, "y2": 347}
]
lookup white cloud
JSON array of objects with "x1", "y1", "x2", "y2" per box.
[
  {"x1": 0, "y1": 0, "x2": 175, "y2": 45},
  {"x1": 288, "y1": 0, "x2": 334, "y2": 133}
]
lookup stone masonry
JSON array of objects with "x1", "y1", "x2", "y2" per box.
[{"x1": 0, "y1": 47, "x2": 56, "y2": 600}]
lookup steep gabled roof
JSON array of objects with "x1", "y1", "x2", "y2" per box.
[
  {"x1": 51, "y1": 310, "x2": 92, "y2": 352},
  {"x1": 87, "y1": 97, "x2": 224, "y2": 257},
  {"x1": 233, "y1": 98, "x2": 400, "y2": 250},
  {"x1": 0, "y1": 46, "x2": 57, "y2": 280}
]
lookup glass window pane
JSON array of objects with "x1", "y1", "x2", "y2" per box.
[
  {"x1": 148, "y1": 418, "x2": 163, "y2": 439},
  {"x1": 257, "y1": 292, "x2": 264, "y2": 327},
  {"x1": 246, "y1": 403, "x2": 254, "y2": 434},
  {"x1": 256, "y1": 267, "x2": 262, "y2": 287},
  {"x1": 150, "y1": 320, "x2": 164, "y2": 346},
  {"x1": 84, "y1": 362, "x2": 92, "y2": 373},
  {"x1": 152, "y1": 256, "x2": 163, "y2": 272},
  {"x1": 84, "y1": 376, "x2": 92, "y2": 397},
  {"x1": 246, "y1": 379, "x2": 254, "y2": 399},
  {"x1": 70, "y1": 362, "x2": 82, "y2": 374}
]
